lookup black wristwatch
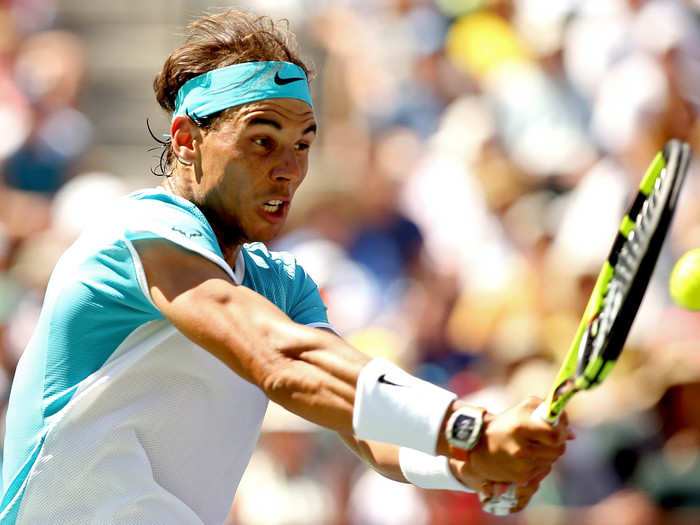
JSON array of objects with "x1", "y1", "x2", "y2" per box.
[{"x1": 445, "y1": 406, "x2": 486, "y2": 452}]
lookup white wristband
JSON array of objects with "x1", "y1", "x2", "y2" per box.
[
  {"x1": 399, "y1": 447, "x2": 474, "y2": 493},
  {"x1": 352, "y1": 358, "x2": 457, "y2": 454}
]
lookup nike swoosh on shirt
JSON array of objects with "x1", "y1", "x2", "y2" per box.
[
  {"x1": 377, "y1": 374, "x2": 404, "y2": 387},
  {"x1": 274, "y1": 72, "x2": 304, "y2": 85}
]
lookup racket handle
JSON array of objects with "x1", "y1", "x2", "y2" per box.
[
  {"x1": 480, "y1": 401, "x2": 553, "y2": 515},
  {"x1": 533, "y1": 400, "x2": 556, "y2": 423},
  {"x1": 481, "y1": 484, "x2": 518, "y2": 515}
]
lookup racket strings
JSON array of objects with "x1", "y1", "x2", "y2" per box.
[{"x1": 590, "y1": 168, "x2": 668, "y2": 375}]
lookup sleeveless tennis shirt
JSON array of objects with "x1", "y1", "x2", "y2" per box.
[{"x1": 0, "y1": 188, "x2": 332, "y2": 524}]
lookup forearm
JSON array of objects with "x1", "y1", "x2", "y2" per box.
[
  {"x1": 339, "y1": 433, "x2": 406, "y2": 483},
  {"x1": 339, "y1": 433, "x2": 491, "y2": 494},
  {"x1": 202, "y1": 291, "x2": 477, "y2": 457}
]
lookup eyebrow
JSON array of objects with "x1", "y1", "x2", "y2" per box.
[{"x1": 248, "y1": 117, "x2": 317, "y2": 136}]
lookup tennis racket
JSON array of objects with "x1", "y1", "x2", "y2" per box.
[{"x1": 482, "y1": 139, "x2": 691, "y2": 515}]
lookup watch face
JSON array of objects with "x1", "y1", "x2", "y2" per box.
[{"x1": 452, "y1": 414, "x2": 476, "y2": 441}]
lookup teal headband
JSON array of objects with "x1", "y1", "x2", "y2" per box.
[{"x1": 173, "y1": 61, "x2": 312, "y2": 120}]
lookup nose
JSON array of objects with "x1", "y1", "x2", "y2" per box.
[{"x1": 271, "y1": 147, "x2": 303, "y2": 182}]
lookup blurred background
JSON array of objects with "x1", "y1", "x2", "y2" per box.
[{"x1": 1, "y1": 0, "x2": 700, "y2": 523}]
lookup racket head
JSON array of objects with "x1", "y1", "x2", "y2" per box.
[{"x1": 542, "y1": 139, "x2": 691, "y2": 423}]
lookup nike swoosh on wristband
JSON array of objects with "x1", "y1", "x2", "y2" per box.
[
  {"x1": 274, "y1": 72, "x2": 305, "y2": 85},
  {"x1": 377, "y1": 374, "x2": 404, "y2": 387}
]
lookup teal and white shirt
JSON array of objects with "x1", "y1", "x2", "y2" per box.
[{"x1": 0, "y1": 188, "x2": 332, "y2": 525}]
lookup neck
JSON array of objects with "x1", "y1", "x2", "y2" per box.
[
  {"x1": 161, "y1": 176, "x2": 243, "y2": 269},
  {"x1": 201, "y1": 208, "x2": 244, "y2": 268}
]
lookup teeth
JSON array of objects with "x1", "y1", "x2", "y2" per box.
[{"x1": 262, "y1": 200, "x2": 283, "y2": 212}]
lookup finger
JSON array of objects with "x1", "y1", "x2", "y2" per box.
[
  {"x1": 514, "y1": 483, "x2": 539, "y2": 502},
  {"x1": 558, "y1": 410, "x2": 569, "y2": 427},
  {"x1": 511, "y1": 494, "x2": 535, "y2": 514},
  {"x1": 524, "y1": 442, "x2": 567, "y2": 460},
  {"x1": 512, "y1": 440, "x2": 566, "y2": 463},
  {"x1": 480, "y1": 481, "x2": 498, "y2": 497},
  {"x1": 528, "y1": 465, "x2": 552, "y2": 485},
  {"x1": 508, "y1": 463, "x2": 550, "y2": 485},
  {"x1": 554, "y1": 411, "x2": 576, "y2": 441},
  {"x1": 478, "y1": 482, "x2": 497, "y2": 503},
  {"x1": 527, "y1": 464, "x2": 553, "y2": 481},
  {"x1": 555, "y1": 422, "x2": 574, "y2": 444},
  {"x1": 492, "y1": 482, "x2": 510, "y2": 495},
  {"x1": 501, "y1": 490, "x2": 537, "y2": 514},
  {"x1": 526, "y1": 423, "x2": 570, "y2": 447},
  {"x1": 513, "y1": 467, "x2": 550, "y2": 491},
  {"x1": 526, "y1": 461, "x2": 557, "y2": 480},
  {"x1": 510, "y1": 477, "x2": 548, "y2": 513}
]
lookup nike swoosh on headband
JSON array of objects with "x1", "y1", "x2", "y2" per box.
[{"x1": 274, "y1": 72, "x2": 305, "y2": 85}]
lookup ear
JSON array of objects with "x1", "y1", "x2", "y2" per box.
[{"x1": 170, "y1": 116, "x2": 200, "y2": 165}]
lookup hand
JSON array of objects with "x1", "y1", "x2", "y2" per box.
[
  {"x1": 447, "y1": 456, "x2": 490, "y2": 492},
  {"x1": 448, "y1": 444, "x2": 550, "y2": 514},
  {"x1": 467, "y1": 397, "x2": 573, "y2": 484},
  {"x1": 447, "y1": 457, "x2": 519, "y2": 498}
]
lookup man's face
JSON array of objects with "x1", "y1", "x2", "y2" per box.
[{"x1": 193, "y1": 98, "x2": 316, "y2": 244}]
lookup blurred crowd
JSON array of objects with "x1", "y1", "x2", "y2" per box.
[{"x1": 1, "y1": 0, "x2": 700, "y2": 524}]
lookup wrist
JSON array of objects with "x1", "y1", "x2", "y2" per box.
[
  {"x1": 353, "y1": 358, "x2": 457, "y2": 454},
  {"x1": 468, "y1": 412, "x2": 501, "y2": 479},
  {"x1": 399, "y1": 447, "x2": 475, "y2": 493}
]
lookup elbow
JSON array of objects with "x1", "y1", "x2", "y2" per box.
[
  {"x1": 259, "y1": 364, "x2": 350, "y2": 431},
  {"x1": 260, "y1": 362, "x2": 321, "y2": 405},
  {"x1": 260, "y1": 365, "x2": 289, "y2": 402}
]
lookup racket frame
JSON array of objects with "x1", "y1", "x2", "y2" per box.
[{"x1": 542, "y1": 140, "x2": 690, "y2": 423}]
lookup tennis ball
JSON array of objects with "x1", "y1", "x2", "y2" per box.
[{"x1": 669, "y1": 248, "x2": 700, "y2": 310}]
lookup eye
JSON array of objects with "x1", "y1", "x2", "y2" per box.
[
  {"x1": 294, "y1": 142, "x2": 311, "y2": 152},
  {"x1": 252, "y1": 137, "x2": 275, "y2": 150}
]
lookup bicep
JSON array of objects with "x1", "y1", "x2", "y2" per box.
[
  {"x1": 134, "y1": 238, "x2": 230, "y2": 301},
  {"x1": 133, "y1": 238, "x2": 292, "y2": 383}
]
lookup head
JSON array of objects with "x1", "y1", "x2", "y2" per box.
[{"x1": 153, "y1": 9, "x2": 316, "y2": 246}]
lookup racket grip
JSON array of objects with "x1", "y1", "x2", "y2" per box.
[
  {"x1": 480, "y1": 401, "x2": 552, "y2": 515},
  {"x1": 481, "y1": 484, "x2": 518, "y2": 515}
]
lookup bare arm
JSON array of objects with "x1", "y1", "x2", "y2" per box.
[
  {"x1": 338, "y1": 433, "x2": 485, "y2": 489},
  {"x1": 135, "y1": 239, "x2": 570, "y2": 483},
  {"x1": 136, "y1": 239, "x2": 463, "y2": 449},
  {"x1": 338, "y1": 434, "x2": 405, "y2": 483},
  {"x1": 135, "y1": 238, "x2": 369, "y2": 433}
]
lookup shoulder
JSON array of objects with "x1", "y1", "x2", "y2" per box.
[
  {"x1": 117, "y1": 187, "x2": 224, "y2": 261},
  {"x1": 122, "y1": 187, "x2": 206, "y2": 222},
  {"x1": 241, "y1": 243, "x2": 329, "y2": 326},
  {"x1": 243, "y1": 242, "x2": 301, "y2": 280}
]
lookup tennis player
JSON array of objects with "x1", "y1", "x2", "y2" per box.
[{"x1": 0, "y1": 9, "x2": 571, "y2": 524}]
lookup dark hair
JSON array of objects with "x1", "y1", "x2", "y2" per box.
[{"x1": 150, "y1": 8, "x2": 312, "y2": 175}]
